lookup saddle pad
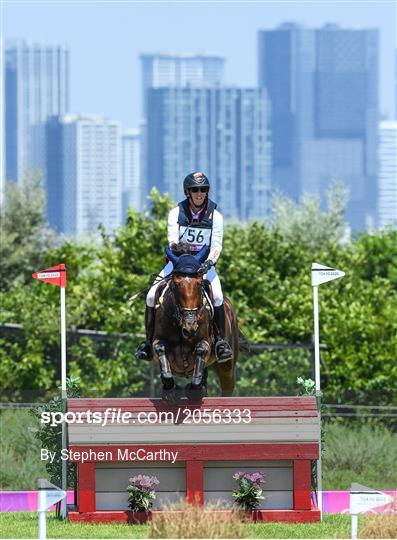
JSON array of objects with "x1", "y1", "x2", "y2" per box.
[
  {"x1": 154, "y1": 280, "x2": 168, "y2": 306},
  {"x1": 203, "y1": 279, "x2": 214, "y2": 305}
]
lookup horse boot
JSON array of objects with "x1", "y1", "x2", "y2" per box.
[
  {"x1": 135, "y1": 306, "x2": 155, "y2": 361},
  {"x1": 214, "y1": 304, "x2": 233, "y2": 363}
]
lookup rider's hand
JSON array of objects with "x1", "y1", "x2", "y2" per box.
[
  {"x1": 198, "y1": 259, "x2": 214, "y2": 274},
  {"x1": 171, "y1": 242, "x2": 190, "y2": 255}
]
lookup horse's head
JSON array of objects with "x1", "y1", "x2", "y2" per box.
[{"x1": 165, "y1": 245, "x2": 209, "y2": 338}]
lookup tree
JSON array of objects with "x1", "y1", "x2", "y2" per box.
[
  {"x1": 0, "y1": 174, "x2": 54, "y2": 290},
  {"x1": 270, "y1": 181, "x2": 349, "y2": 248},
  {"x1": 1, "y1": 186, "x2": 396, "y2": 407}
]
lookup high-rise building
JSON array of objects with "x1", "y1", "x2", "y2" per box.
[
  {"x1": 141, "y1": 53, "x2": 226, "y2": 207},
  {"x1": 140, "y1": 53, "x2": 225, "y2": 116},
  {"x1": 122, "y1": 129, "x2": 141, "y2": 216},
  {"x1": 146, "y1": 87, "x2": 272, "y2": 221},
  {"x1": 5, "y1": 40, "x2": 69, "y2": 184},
  {"x1": 258, "y1": 23, "x2": 379, "y2": 231},
  {"x1": 378, "y1": 121, "x2": 397, "y2": 229},
  {"x1": 46, "y1": 114, "x2": 122, "y2": 236}
]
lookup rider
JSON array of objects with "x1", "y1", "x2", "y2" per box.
[{"x1": 135, "y1": 171, "x2": 233, "y2": 363}]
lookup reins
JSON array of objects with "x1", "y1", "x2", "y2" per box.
[
  {"x1": 128, "y1": 270, "x2": 213, "y2": 335},
  {"x1": 128, "y1": 272, "x2": 173, "y2": 304}
]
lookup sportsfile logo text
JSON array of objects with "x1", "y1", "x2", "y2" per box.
[{"x1": 41, "y1": 407, "x2": 252, "y2": 426}]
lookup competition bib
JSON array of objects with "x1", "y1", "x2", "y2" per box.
[{"x1": 179, "y1": 226, "x2": 212, "y2": 251}]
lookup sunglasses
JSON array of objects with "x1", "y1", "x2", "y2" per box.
[{"x1": 190, "y1": 187, "x2": 209, "y2": 193}]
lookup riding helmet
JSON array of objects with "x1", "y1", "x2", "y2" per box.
[{"x1": 183, "y1": 172, "x2": 210, "y2": 196}]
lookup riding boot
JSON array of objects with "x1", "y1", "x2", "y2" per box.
[
  {"x1": 214, "y1": 304, "x2": 233, "y2": 363},
  {"x1": 135, "y1": 306, "x2": 155, "y2": 361}
]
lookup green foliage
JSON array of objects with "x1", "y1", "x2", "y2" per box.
[
  {"x1": 270, "y1": 181, "x2": 349, "y2": 248},
  {"x1": 127, "y1": 474, "x2": 159, "y2": 512},
  {"x1": 0, "y1": 174, "x2": 54, "y2": 290},
  {"x1": 297, "y1": 377, "x2": 316, "y2": 396},
  {"x1": 232, "y1": 471, "x2": 266, "y2": 511},
  {"x1": 0, "y1": 186, "x2": 396, "y2": 406},
  {"x1": 322, "y1": 421, "x2": 397, "y2": 490},
  {"x1": 0, "y1": 409, "x2": 46, "y2": 490},
  {"x1": 29, "y1": 376, "x2": 80, "y2": 488}
]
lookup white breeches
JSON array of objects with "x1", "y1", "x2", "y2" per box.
[{"x1": 146, "y1": 262, "x2": 224, "y2": 308}]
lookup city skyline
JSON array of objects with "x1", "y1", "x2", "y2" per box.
[
  {"x1": 3, "y1": 1, "x2": 396, "y2": 130},
  {"x1": 258, "y1": 25, "x2": 379, "y2": 230}
]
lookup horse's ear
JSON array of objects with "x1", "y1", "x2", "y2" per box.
[
  {"x1": 194, "y1": 245, "x2": 210, "y2": 263},
  {"x1": 165, "y1": 244, "x2": 180, "y2": 266}
]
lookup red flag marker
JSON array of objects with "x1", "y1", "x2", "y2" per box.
[
  {"x1": 32, "y1": 264, "x2": 66, "y2": 288},
  {"x1": 32, "y1": 262, "x2": 68, "y2": 518}
]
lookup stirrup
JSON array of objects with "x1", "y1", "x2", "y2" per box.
[
  {"x1": 135, "y1": 341, "x2": 152, "y2": 361},
  {"x1": 215, "y1": 340, "x2": 233, "y2": 363}
]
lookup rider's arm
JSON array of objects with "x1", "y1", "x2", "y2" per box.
[
  {"x1": 167, "y1": 207, "x2": 180, "y2": 247},
  {"x1": 208, "y1": 209, "x2": 223, "y2": 264}
]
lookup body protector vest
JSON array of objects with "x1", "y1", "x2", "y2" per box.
[{"x1": 177, "y1": 198, "x2": 217, "y2": 255}]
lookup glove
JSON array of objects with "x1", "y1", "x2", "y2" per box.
[
  {"x1": 170, "y1": 242, "x2": 190, "y2": 255},
  {"x1": 198, "y1": 260, "x2": 214, "y2": 274}
]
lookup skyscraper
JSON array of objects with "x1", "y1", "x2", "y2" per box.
[
  {"x1": 258, "y1": 23, "x2": 379, "y2": 231},
  {"x1": 122, "y1": 129, "x2": 141, "y2": 215},
  {"x1": 146, "y1": 87, "x2": 272, "y2": 220},
  {"x1": 140, "y1": 53, "x2": 225, "y2": 116},
  {"x1": 5, "y1": 40, "x2": 69, "y2": 184},
  {"x1": 378, "y1": 121, "x2": 397, "y2": 229},
  {"x1": 46, "y1": 114, "x2": 122, "y2": 236},
  {"x1": 140, "y1": 53, "x2": 226, "y2": 209}
]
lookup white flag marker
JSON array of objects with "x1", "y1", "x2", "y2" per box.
[
  {"x1": 311, "y1": 262, "x2": 345, "y2": 521},
  {"x1": 350, "y1": 483, "x2": 394, "y2": 539},
  {"x1": 38, "y1": 479, "x2": 66, "y2": 540},
  {"x1": 311, "y1": 262, "x2": 345, "y2": 286}
]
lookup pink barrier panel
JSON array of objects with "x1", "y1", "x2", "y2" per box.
[
  {"x1": 0, "y1": 491, "x2": 74, "y2": 512},
  {"x1": 316, "y1": 490, "x2": 396, "y2": 514},
  {"x1": 1, "y1": 490, "x2": 395, "y2": 513}
]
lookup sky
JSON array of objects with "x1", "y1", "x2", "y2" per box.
[{"x1": 3, "y1": 0, "x2": 396, "y2": 130}]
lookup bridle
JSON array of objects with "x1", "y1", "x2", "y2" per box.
[{"x1": 169, "y1": 274, "x2": 207, "y2": 337}]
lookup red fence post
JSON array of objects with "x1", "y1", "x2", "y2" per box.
[
  {"x1": 186, "y1": 461, "x2": 204, "y2": 506},
  {"x1": 77, "y1": 462, "x2": 96, "y2": 512},
  {"x1": 293, "y1": 459, "x2": 312, "y2": 510}
]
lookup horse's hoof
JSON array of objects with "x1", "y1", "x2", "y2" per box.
[
  {"x1": 185, "y1": 384, "x2": 206, "y2": 403},
  {"x1": 162, "y1": 388, "x2": 178, "y2": 405}
]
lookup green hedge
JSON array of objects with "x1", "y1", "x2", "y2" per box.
[{"x1": 1, "y1": 192, "x2": 396, "y2": 405}]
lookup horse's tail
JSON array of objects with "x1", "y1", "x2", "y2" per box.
[{"x1": 238, "y1": 328, "x2": 251, "y2": 353}]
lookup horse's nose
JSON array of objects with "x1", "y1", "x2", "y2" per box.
[
  {"x1": 182, "y1": 327, "x2": 192, "y2": 339},
  {"x1": 182, "y1": 314, "x2": 197, "y2": 337}
]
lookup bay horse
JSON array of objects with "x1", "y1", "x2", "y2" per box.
[{"x1": 151, "y1": 245, "x2": 239, "y2": 403}]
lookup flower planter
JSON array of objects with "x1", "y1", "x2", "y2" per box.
[{"x1": 127, "y1": 510, "x2": 152, "y2": 524}]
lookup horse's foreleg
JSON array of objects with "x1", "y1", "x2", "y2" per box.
[
  {"x1": 186, "y1": 341, "x2": 210, "y2": 403},
  {"x1": 153, "y1": 340, "x2": 174, "y2": 391},
  {"x1": 191, "y1": 341, "x2": 210, "y2": 387}
]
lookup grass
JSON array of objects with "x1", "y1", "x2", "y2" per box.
[
  {"x1": 0, "y1": 512, "x2": 147, "y2": 539},
  {"x1": 0, "y1": 409, "x2": 46, "y2": 490},
  {"x1": 248, "y1": 514, "x2": 352, "y2": 538},
  {"x1": 148, "y1": 502, "x2": 246, "y2": 538},
  {"x1": 322, "y1": 421, "x2": 397, "y2": 490},
  {"x1": 0, "y1": 511, "x2": 363, "y2": 539},
  {"x1": 359, "y1": 511, "x2": 397, "y2": 539}
]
